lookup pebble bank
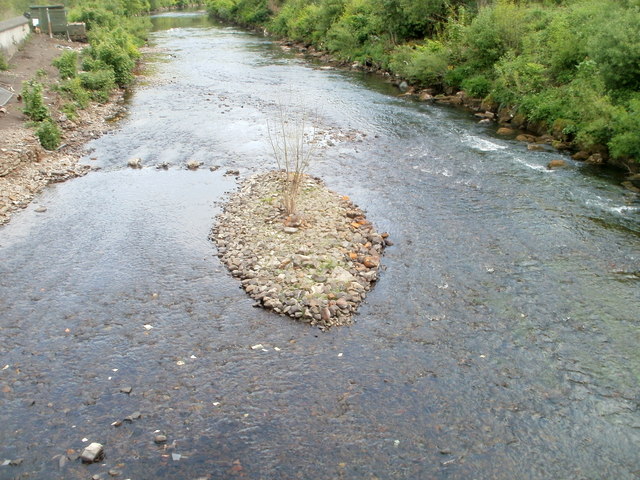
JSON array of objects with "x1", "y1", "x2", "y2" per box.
[{"x1": 211, "y1": 171, "x2": 391, "y2": 329}]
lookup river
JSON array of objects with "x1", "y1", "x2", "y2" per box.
[{"x1": 1, "y1": 11, "x2": 639, "y2": 480}]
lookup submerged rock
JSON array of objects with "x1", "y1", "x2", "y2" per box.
[
  {"x1": 80, "y1": 443, "x2": 104, "y2": 463},
  {"x1": 211, "y1": 171, "x2": 390, "y2": 329},
  {"x1": 547, "y1": 159, "x2": 566, "y2": 169},
  {"x1": 186, "y1": 160, "x2": 202, "y2": 170},
  {"x1": 127, "y1": 158, "x2": 142, "y2": 169}
]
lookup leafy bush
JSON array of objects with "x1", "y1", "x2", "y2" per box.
[
  {"x1": 79, "y1": 69, "x2": 116, "y2": 101},
  {"x1": 120, "y1": 16, "x2": 152, "y2": 45},
  {"x1": 90, "y1": 27, "x2": 141, "y2": 60},
  {"x1": 208, "y1": 0, "x2": 270, "y2": 25},
  {"x1": 0, "y1": 52, "x2": 8, "y2": 71},
  {"x1": 461, "y1": 74, "x2": 491, "y2": 98},
  {"x1": 270, "y1": 0, "x2": 322, "y2": 44},
  {"x1": 52, "y1": 50, "x2": 78, "y2": 79},
  {"x1": 68, "y1": 5, "x2": 118, "y2": 30},
  {"x1": 609, "y1": 97, "x2": 640, "y2": 161},
  {"x1": 236, "y1": 0, "x2": 270, "y2": 24},
  {"x1": 390, "y1": 41, "x2": 449, "y2": 87},
  {"x1": 57, "y1": 77, "x2": 91, "y2": 109},
  {"x1": 516, "y1": 60, "x2": 619, "y2": 149},
  {"x1": 371, "y1": 0, "x2": 451, "y2": 43},
  {"x1": 61, "y1": 102, "x2": 78, "y2": 120},
  {"x1": 462, "y1": 1, "x2": 524, "y2": 70},
  {"x1": 324, "y1": 0, "x2": 386, "y2": 63},
  {"x1": 93, "y1": 42, "x2": 135, "y2": 86},
  {"x1": 36, "y1": 119, "x2": 61, "y2": 150},
  {"x1": 588, "y1": 7, "x2": 640, "y2": 92},
  {"x1": 21, "y1": 80, "x2": 50, "y2": 122},
  {"x1": 81, "y1": 55, "x2": 110, "y2": 73},
  {"x1": 491, "y1": 53, "x2": 547, "y2": 107},
  {"x1": 207, "y1": 0, "x2": 238, "y2": 21}
]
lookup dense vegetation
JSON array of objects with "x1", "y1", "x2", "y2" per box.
[
  {"x1": 206, "y1": 0, "x2": 640, "y2": 166},
  {"x1": 0, "y1": 0, "x2": 194, "y2": 20}
]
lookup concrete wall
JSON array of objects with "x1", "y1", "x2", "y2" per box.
[{"x1": 0, "y1": 17, "x2": 30, "y2": 60}]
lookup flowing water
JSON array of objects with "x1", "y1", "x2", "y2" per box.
[{"x1": 1, "y1": 11, "x2": 639, "y2": 480}]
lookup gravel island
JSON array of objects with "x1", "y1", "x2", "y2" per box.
[{"x1": 211, "y1": 171, "x2": 391, "y2": 329}]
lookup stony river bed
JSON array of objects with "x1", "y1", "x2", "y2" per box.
[{"x1": 0, "y1": 11, "x2": 639, "y2": 480}]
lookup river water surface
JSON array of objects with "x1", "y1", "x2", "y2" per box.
[{"x1": 1, "y1": 12, "x2": 639, "y2": 480}]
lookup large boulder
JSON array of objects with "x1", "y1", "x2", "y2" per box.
[{"x1": 497, "y1": 127, "x2": 516, "y2": 136}]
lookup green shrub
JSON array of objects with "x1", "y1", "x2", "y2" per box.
[
  {"x1": 121, "y1": 0, "x2": 151, "y2": 16},
  {"x1": 208, "y1": 0, "x2": 269, "y2": 24},
  {"x1": 81, "y1": 54, "x2": 110, "y2": 73},
  {"x1": 68, "y1": 5, "x2": 118, "y2": 30},
  {"x1": 57, "y1": 77, "x2": 90, "y2": 109},
  {"x1": 92, "y1": 41, "x2": 135, "y2": 86},
  {"x1": 0, "y1": 52, "x2": 8, "y2": 71},
  {"x1": 271, "y1": 1, "x2": 321, "y2": 44},
  {"x1": 461, "y1": 74, "x2": 491, "y2": 98},
  {"x1": 608, "y1": 97, "x2": 640, "y2": 161},
  {"x1": 310, "y1": 0, "x2": 346, "y2": 41},
  {"x1": 84, "y1": 27, "x2": 140, "y2": 87},
  {"x1": 462, "y1": 1, "x2": 525, "y2": 70},
  {"x1": 79, "y1": 69, "x2": 116, "y2": 101},
  {"x1": 516, "y1": 60, "x2": 619, "y2": 150},
  {"x1": 207, "y1": 0, "x2": 238, "y2": 21},
  {"x1": 491, "y1": 52, "x2": 547, "y2": 107},
  {"x1": 325, "y1": 0, "x2": 382, "y2": 61},
  {"x1": 120, "y1": 16, "x2": 152, "y2": 44},
  {"x1": 21, "y1": 80, "x2": 50, "y2": 122},
  {"x1": 371, "y1": 0, "x2": 451, "y2": 43},
  {"x1": 90, "y1": 27, "x2": 141, "y2": 60},
  {"x1": 61, "y1": 102, "x2": 78, "y2": 120},
  {"x1": 52, "y1": 50, "x2": 78, "y2": 79},
  {"x1": 588, "y1": 6, "x2": 640, "y2": 92},
  {"x1": 389, "y1": 40, "x2": 449, "y2": 87},
  {"x1": 237, "y1": 0, "x2": 270, "y2": 24},
  {"x1": 36, "y1": 119, "x2": 61, "y2": 150}
]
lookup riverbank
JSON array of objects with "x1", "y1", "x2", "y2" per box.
[
  {"x1": 207, "y1": 0, "x2": 640, "y2": 180},
  {"x1": 0, "y1": 34, "x2": 127, "y2": 225},
  {"x1": 212, "y1": 171, "x2": 391, "y2": 329},
  {"x1": 280, "y1": 38, "x2": 640, "y2": 181}
]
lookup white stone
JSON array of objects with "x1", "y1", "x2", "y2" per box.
[{"x1": 80, "y1": 442, "x2": 103, "y2": 463}]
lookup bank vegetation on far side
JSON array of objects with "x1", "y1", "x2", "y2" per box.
[{"x1": 206, "y1": 0, "x2": 640, "y2": 172}]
